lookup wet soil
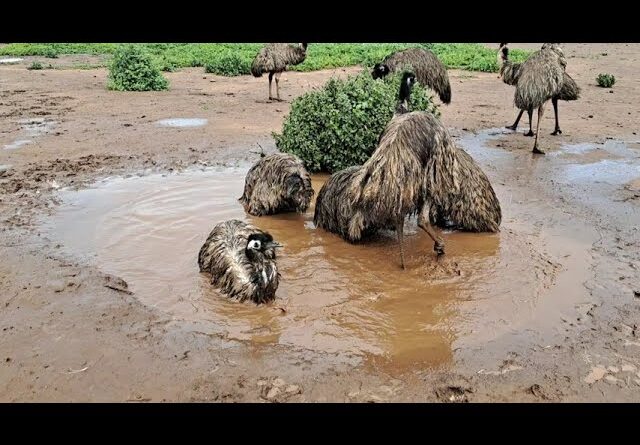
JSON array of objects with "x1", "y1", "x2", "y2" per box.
[{"x1": 1, "y1": 43, "x2": 639, "y2": 402}]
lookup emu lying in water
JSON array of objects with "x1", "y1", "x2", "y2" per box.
[
  {"x1": 315, "y1": 72, "x2": 501, "y2": 268},
  {"x1": 239, "y1": 153, "x2": 314, "y2": 216},
  {"x1": 198, "y1": 219, "x2": 282, "y2": 304}
]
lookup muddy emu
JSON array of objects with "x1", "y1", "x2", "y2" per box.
[
  {"x1": 372, "y1": 47, "x2": 452, "y2": 104},
  {"x1": 513, "y1": 43, "x2": 570, "y2": 154},
  {"x1": 316, "y1": 72, "x2": 501, "y2": 268},
  {"x1": 314, "y1": 73, "x2": 418, "y2": 242},
  {"x1": 239, "y1": 153, "x2": 314, "y2": 216},
  {"x1": 498, "y1": 43, "x2": 580, "y2": 137},
  {"x1": 198, "y1": 220, "x2": 282, "y2": 304},
  {"x1": 251, "y1": 43, "x2": 308, "y2": 101}
]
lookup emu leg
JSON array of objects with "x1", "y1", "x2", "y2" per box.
[
  {"x1": 397, "y1": 219, "x2": 406, "y2": 270},
  {"x1": 551, "y1": 97, "x2": 562, "y2": 135},
  {"x1": 506, "y1": 109, "x2": 524, "y2": 131},
  {"x1": 274, "y1": 72, "x2": 283, "y2": 102},
  {"x1": 524, "y1": 108, "x2": 534, "y2": 136},
  {"x1": 418, "y1": 207, "x2": 445, "y2": 256},
  {"x1": 532, "y1": 104, "x2": 546, "y2": 154},
  {"x1": 268, "y1": 72, "x2": 274, "y2": 101}
]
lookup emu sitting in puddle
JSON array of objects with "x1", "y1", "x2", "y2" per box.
[{"x1": 198, "y1": 220, "x2": 282, "y2": 304}]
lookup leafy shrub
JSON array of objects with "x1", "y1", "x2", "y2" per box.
[
  {"x1": 274, "y1": 71, "x2": 439, "y2": 173},
  {"x1": 596, "y1": 73, "x2": 615, "y2": 88},
  {"x1": 28, "y1": 61, "x2": 43, "y2": 70},
  {"x1": 204, "y1": 52, "x2": 251, "y2": 76},
  {"x1": 107, "y1": 45, "x2": 169, "y2": 91}
]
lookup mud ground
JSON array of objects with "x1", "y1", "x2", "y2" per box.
[{"x1": 1, "y1": 43, "x2": 639, "y2": 402}]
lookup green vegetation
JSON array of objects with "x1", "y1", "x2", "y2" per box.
[
  {"x1": 107, "y1": 45, "x2": 169, "y2": 91},
  {"x1": 274, "y1": 71, "x2": 439, "y2": 173},
  {"x1": 0, "y1": 43, "x2": 530, "y2": 75},
  {"x1": 596, "y1": 73, "x2": 616, "y2": 88},
  {"x1": 27, "y1": 61, "x2": 44, "y2": 70}
]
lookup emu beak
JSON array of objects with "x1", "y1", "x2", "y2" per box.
[{"x1": 267, "y1": 241, "x2": 283, "y2": 249}]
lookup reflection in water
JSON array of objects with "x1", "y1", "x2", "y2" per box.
[{"x1": 43, "y1": 165, "x2": 538, "y2": 372}]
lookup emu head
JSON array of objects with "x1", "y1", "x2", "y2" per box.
[
  {"x1": 497, "y1": 43, "x2": 509, "y2": 78},
  {"x1": 300, "y1": 43, "x2": 308, "y2": 51},
  {"x1": 396, "y1": 71, "x2": 416, "y2": 114},
  {"x1": 246, "y1": 232, "x2": 282, "y2": 262},
  {"x1": 372, "y1": 63, "x2": 391, "y2": 80}
]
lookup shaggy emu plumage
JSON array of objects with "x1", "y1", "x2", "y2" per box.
[
  {"x1": 251, "y1": 43, "x2": 308, "y2": 101},
  {"x1": 198, "y1": 220, "x2": 282, "y2": 304},
  {"x1": 498, "y1": 43, "x2": 580, "y2": 137},
  {"x1": 314, "y1": 73, "x2": 417, "y2": 242},
  {"x1": 315, "y1": 72, "x2": 501, "y2": 268},
  {"x1": 513, "y1": 43, "x2": 568, "y2": 154},
  {"x1": 239, "y1": 153, "x2": 314, "y2": 216},
  {"x1": 372, "y1": 47, "x2": 452, "y2": 104}
]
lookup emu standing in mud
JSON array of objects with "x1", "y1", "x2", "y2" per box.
[
  {"x1": 314, "y1": 73, "x2": 418, "y2": 243},
  {"x1": 498, "y1": 43, "x2": 580, "y2": 137},
  {"x1": 372, "y1": 47, "x2": 452, "y2": 104},
  {"x1": 198, "y1": 220, "x2": 282, "y2": 304},
  {"x1": 513, "y1": 43, "x2": 568, "y2": 154},
  {"x1": 315, "y1": 72, "x2": 501, "y2": 268},
  {"x1": 239, "y1": 153, "x2": 314, "y2": 216},
  {"x1": 251, "y1": 43, "x2": 308, "y2": 102}
]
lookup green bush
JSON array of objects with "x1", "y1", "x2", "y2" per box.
[
  {"x1": 107, "y1": 45, "x2": 169, "y2": 91},
  {"x1": 274, "y1": 71, "x2": 439, "y2": 173},
  {"x1": 596, "y1": 73, "x2": 615, "y2": 88},
  {"x1": 204, "y1": 52, "x2": 251, "y2": 76},
  {"x1": 27, "y1": 61, "x2": 44, "y2": 70}
]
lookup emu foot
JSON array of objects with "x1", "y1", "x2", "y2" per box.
[
  {"x1": 524, "y1": 130, "x2": 535, "y2": 137},
  {"x1": 434, "y1": 241, "x2": 445, "y2": 257},
  {"x1": 532, "y1": 146, "x2": 546, "y2": 155},
  {"x1": 551, "y1": 128, "x2": 562, "y2": 135},
  {"x1": 506, "y1": 124, "x2": 517, "y2": 131}
]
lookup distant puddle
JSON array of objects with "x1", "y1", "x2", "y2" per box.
[
  {"x1": 155, "y1": 118, "x2": 208, "y2": 128},
  {"x1": 3, "y1": 139, "x2": 32, "y2": 150}
]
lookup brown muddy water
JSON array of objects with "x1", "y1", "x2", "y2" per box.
[{"x1": 39, "y1": 130, "x2": 640, "y2": 373}]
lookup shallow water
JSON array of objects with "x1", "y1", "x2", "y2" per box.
[
  {"x1": 155, "y1": 118, "x2": 208, "y2": 128},
  {"x1": 43, "y1": 163, "x2": 549, "y2": 371}
]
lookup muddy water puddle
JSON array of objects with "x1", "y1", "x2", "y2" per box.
[{"x1": 41, "y1": 162, "x2": 551, "y2": 372}]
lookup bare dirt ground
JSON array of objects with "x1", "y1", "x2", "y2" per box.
[{"x1": 1, "y1": 43, "x2": 639, "y2": 402}]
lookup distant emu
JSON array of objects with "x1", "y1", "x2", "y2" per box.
[
  {"x1": 513, "y1": 43, "x2": 573, "y2": 153},
  {"x1": 198, "y1": 220, "x2": 282, "y2": 304},
  {"x1": 498, "y1": 43, "x2": 580, "y2": 138},
  {"x1": 239, "y1": 153, "x2": 314, "y2": 216},
  {"x1": 372, "y1": 47, "x2": 452, "y2": 104},
  {"x1": 315, "y1": 72, "x2": 501, "y2": 269},
  {"x1": 251, "y1": 43, "x2": 308, "y2": 101}
]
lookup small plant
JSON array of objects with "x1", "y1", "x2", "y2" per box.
[
  {"x1": 596, "y1": 73, "x2": 616, "y2": 88},
  {"x1": 28, "y1": 61, "x2": 43, "y2": 70},
  {"x1": 273, "y1": 71, "x2": 439, "y2": 173},
  {"x1": 43, "y1": 48, "x2": 58, "y2": 58},
  {"x1": 204, "y1": 52, "x2": 251, "y2": 76},
  {"x1": 107, "y1": 44, "x2": 169, "y2": 92}
]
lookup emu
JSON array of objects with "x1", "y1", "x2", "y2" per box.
[
  {"x1": 316, "y1": 72, "x2": 501, "y2": 268},
  {"x1": 372, "y1": 47, "x2": 452, "y2": 104},
  {"x1": 251, "y1": 43, "x2": 308, "y2": 102},
  {"x1": 498, "y1": 43, "x2": 580, "y2": 138},
  {"x1": 198, "y1": 219, "x2": 282, "y2": 304},
  {"x1": 239, "y1": 153, "x2": 314, "y2": 216}
]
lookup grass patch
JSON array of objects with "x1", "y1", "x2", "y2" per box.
[
  {"x1": 596, "y1": 73, "x2": 616, "y2": 88},
  {"x1": 0, "y1": 43, "x2": 530, "y2": 74}
]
